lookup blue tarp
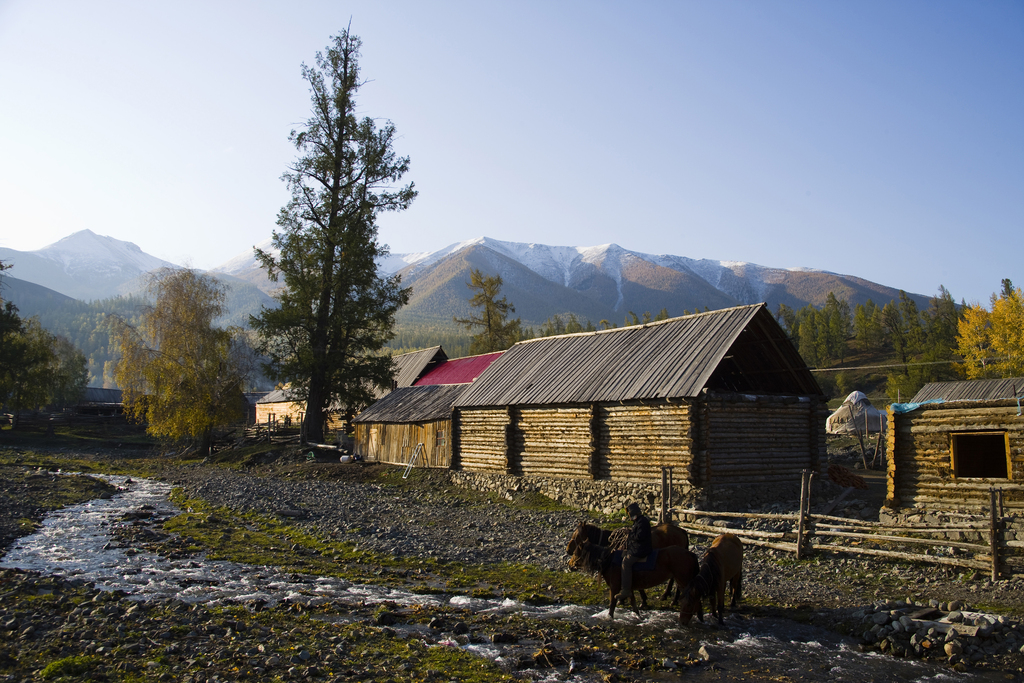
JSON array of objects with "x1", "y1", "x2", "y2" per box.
[{"x1": 889, "y1": 399, "x2": 944, "y2": 414}]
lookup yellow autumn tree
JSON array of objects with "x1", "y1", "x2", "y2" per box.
[
  {"x1": 957, "y1": 304, "x2": 994, "y2": 379},
  {"x1": 112, "y1": 269, "x2": 252, "y2": 456},
  {"x1": 956, "y1": 280, "x2": 1024, "y2": 379},
  {"x1": 989, "y1": 284, "x2": 1024, "y2": 377}
]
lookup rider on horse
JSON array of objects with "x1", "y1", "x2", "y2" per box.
[{"x1": 618, "y1": 502, "x2": 653, "y2": 601}]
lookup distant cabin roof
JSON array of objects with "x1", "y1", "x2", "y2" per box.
[
  {"x1": 81, "y1": 387, "x2": 122, "y2": 405},
  {"x1": 455, "y1": 303, "x2": 821, "y2": 408},
  {"x1": 257, "y1": 388, "x2": 300, "y2": 404},
  {"x1": 414, "y1": 352, "x2": 503, "y2": 386},
  {"x1": 911, "y1": 377, "x2": 1024, "y2": 403},
  {"x1": 353, "y1": 384, "x2": 468, "y2": 424}
]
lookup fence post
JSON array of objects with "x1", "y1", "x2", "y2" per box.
[
  {"x1": 659, "y1": 467, "x2": 674, "y2": 525},
  {"x1": 989, "y1": 487, "x2": 1000, "y2": 582},
  {"x1": 796, "y1": 470, "x2": 809, "y2": 560}
]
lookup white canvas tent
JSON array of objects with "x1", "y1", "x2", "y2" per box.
[{"x1": 826, "y1": 391, "x2": 886, "y2": 435}]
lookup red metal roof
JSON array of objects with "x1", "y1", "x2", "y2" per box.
[{"x1": 414, "y1": 352, "x2": 504, "y2": 386}]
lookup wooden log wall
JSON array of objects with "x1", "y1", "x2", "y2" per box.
[
  {"x1": 453, "y1": 408, "x2": 510, "y2": 472},
  {"x1": 887, "y1": 401, "x2": 1024, "y2": 511},
  {"x1": 593, "y1": 401, "x2": 694, "y2": 482},
  {"x1": 701, "y1": 394, "x2": 824, "y2": 487},
  {"x1": 510, "y1": 407, "x2": 594, "y2": 478}
]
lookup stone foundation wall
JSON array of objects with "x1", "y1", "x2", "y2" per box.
[
  {"x1": 447, "y1": 470, "x2": 826, "y2": 517},
  {"x1": 448, "y1": 470, "x2": 703, "y2": 516},
  {"x1": 879, "y1": 507, "x2": 1024, "y2": 545}
]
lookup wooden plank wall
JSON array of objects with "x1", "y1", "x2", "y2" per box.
[
  {"x1": 887, "y1": 402, "x2": 1024, "y2": 511},
  {"x1": 454, "y1": 408, "x2": 510, "y2": 472},
  {"x1": 594, "y1": 401, "x2": 694, "y2": 482},
  {"x1": 702, "y1": 394, "x2": 822, "y2": 486},
  {"x1": 255, "y1": 402, "x2": 305, "y2": 426},
  {"x1": 352, "y1": 420, "x2": 451, "y2": 468},
  {"x1": 511, "y1": 406, "x2": 593, "y2": 478}
]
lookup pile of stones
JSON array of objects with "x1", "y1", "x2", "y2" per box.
[{"x1": 854, "y1": 599, "x2": 1023, "y2": 666}]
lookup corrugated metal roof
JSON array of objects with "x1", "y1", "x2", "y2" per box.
[
  {"x1": 455, "y1": 303, "x2": 820, "y2": 408},
  {"x1": 414, "y1": 352, "x2": 504, "y2": 386},
  {"x1": 392, "y1": 346, "x2": 448, "y2": 389},
  {"x1": 257, "y1": 388, "x2": 300, "y2": 404},
  {"x1": 911, "y1": 377, "x2": 1024, "y2": 403},
  {"x1": 353, "y1": 384, "x2": 467, "y2": 423}
]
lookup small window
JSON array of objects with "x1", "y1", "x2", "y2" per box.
[
  {"x1": 436, "y1": 429, "x2": 446, "y2": 448},
  {"x1": 950, "y1": 432, "x2": 1010, "y2": 479}
]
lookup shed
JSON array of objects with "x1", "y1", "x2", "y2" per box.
[
  {"x1": 885, "y1": 377, "x2": 1024, "y2": 512},
  {"x1": 75, "y1": 387, "x2": 123, "y2": 416},
  {"x1": 255, "y1": 387, "x2": 305, "y2": 427},
  {"x1": 452, "y1": 303, "x2": 826, "y2": 504},
  {"x1": 352, "y1": 352, "x2": 503, "y2": 467}
]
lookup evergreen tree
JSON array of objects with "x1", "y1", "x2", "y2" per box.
[
  {"x1": 853, "y1": 299, "x2": 884, "y2": 352},
  {"x1": 454, "y1": 269, "x2": 522, "y2": 353},
  {"x1": 251, "y1": 30, "x2": 415, "y2": 443}
]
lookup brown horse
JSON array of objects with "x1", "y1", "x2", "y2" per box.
[
  {"x1": 679, "y1": 533, "x2": 743, "y2": 625},
  {"x1": 566, "y1": 521, "x2": 690, "y2": 607},
  {"x1": 567, "y1": 528, "x2": 699, "y2": 621}
]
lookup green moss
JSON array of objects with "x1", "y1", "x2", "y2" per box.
[
  {"x1": 40, "y1": 655, "x2": 100, "y2": 679},
  {"x1": 158, "y1": 489, "x2": 601, "y2": 607}
]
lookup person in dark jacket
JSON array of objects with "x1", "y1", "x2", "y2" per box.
[{"x1": 618, "y1": 502, "x2": 653, "y2": 601}]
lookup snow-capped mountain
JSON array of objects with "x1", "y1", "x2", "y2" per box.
[
  {"x1": 2, "y1": 230, "x2": 929, "y2": 327},
  {"x1": 0, "y1": 230, "x2": 178, "y2": 300}
]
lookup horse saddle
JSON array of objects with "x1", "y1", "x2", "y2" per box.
[{"x1": 612, "y1": 549, "x2": 659, "y2": 572}]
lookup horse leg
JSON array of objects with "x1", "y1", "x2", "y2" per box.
[
  {"x1": 638, "y1": 588, "x2": 649, "y2": 611},
  {"x1": 731, "y1": 570, "x2": 742, "y2": 609},
  {"x1": 608, "y1": 588, "x2": 618, "y2": 621},
  {"x1": 660, "y1": 578, "x2": 674, "y2": 602},
  {"x1": 628, "y1": 591, "x2": 642, "y2": 618},
  {"x1": 715, "y1": 585, "x2": 726, "y2": 624}
]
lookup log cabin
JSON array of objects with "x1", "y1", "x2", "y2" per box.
[
  {"x1": 451, "y1": 303, "x2": 826, "y2": 509},
  {"x1": 886, "y1": 377, "x2": 1024, "y2": 513}
]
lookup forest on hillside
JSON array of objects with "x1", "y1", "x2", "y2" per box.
[{"x1": 7, "y1": 274, "x2": 1022, "y2": 410}]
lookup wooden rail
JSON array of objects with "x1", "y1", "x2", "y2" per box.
[{"x1": 664, "y1": 467, "x2": 1015, "y2": 576}]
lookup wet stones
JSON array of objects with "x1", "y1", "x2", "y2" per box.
[{"x1": 857, "y1": 600, "x2": 1023, "y2": 668}]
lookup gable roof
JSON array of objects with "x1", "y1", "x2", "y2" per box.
[
  {"x1": 81, "y1": 387, "x2": 122, "y2": 405},
  {"x1": 389, "y1": 346, "x2": 448, "y2": 390},
  {"x1": 414, "y1": 352, "x2": 503, "y2": 386},
  {"x1": 455, "y1": 303, "x2": 820, "y2": 408},
  {"x1": 257, "y1": 387, "x2": 299, "y2": 404},
  {"x1": 353, "y1": 384, "x2": 468, "y2": 423},
  {"x1": 911, "y1": 377, "x2": 1024, "y2": 403}
]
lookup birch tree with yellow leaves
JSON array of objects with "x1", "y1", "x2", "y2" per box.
[
  {"x1": 957, "y1": 279, "x2": 1024, "y2": 379},
  {"x1": 112, "y1": 269, "x2": 253, "y2": 456}
]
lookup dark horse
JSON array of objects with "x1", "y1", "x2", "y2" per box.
[
  {"x1": 566, "y1": 525, "x2": 699, "y2": 621},
  {"x1": 567, "y1": 521, "x2": 690, "y2": 608},
  {"x1": 680, "y1": 533, "x2": 743, "y2": 624}
]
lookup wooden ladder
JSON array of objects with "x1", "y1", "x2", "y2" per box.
[{"x1": 403, "y1": 443, "x2": 424, "y2": 479}]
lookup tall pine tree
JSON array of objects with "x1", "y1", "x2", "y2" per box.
[{"x1": 251, "y1": 30, "x2": 415, "y2": 443}]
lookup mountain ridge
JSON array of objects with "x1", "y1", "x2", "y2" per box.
[{"x1": 2, "y1": 230, "x2": 934, "y2": 329}]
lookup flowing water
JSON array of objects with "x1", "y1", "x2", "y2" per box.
[{"x1": 0, "y1": 475, "x2": 1002, "y2": 682}]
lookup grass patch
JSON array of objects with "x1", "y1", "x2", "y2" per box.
[
  {"x1": 40, "y1": 655, "x2": 101, "y2": 679},
  {"x1": 158, "y1": 489, "x2": 601, "y2": 607}
]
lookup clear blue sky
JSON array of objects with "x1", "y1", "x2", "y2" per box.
[{"x1": 1, "y1": 0, "x2": 1021, "y2": 306}]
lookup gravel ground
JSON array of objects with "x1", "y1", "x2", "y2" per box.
[{"x1": 1, "y1": 443, "x2": 1024, "y2": 681}]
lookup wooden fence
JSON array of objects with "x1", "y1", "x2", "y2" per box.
[{"x1": 668, "y1": 469, "x2": 1020, "y2": 579}]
